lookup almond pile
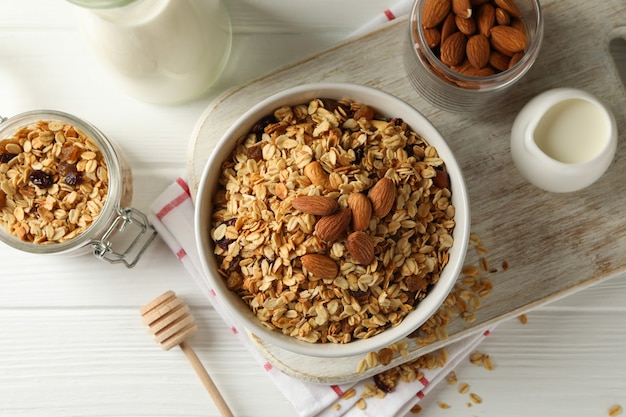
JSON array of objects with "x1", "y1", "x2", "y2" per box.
[
  {"x1": 294, "y1": 175, "x2": 395, "y2": 277},
  {"x1": 421, "y1": 0, "x2": 528, "y2": 77},
  {"x1": 210, "y1": 98, "x2": 456, "y2": 344}
]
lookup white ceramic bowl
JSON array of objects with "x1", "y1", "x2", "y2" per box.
[{"x1": 195, "y1": 83, "x2": 470, "y2": 358}]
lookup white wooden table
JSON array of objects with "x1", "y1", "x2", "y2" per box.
[{"x1": 1, "y1": 1, "x2": 625, "y2": 416}]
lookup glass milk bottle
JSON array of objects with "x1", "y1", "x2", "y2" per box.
[{"x1": 68, "y1": 0, "x2": 232, "y2": 104}]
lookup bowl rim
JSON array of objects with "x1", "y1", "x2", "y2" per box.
[{"x1": 194, "y1": 82, "x2": 470, "y2": 358}]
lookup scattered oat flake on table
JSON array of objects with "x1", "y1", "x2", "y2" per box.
[
  {"x1": 446, "y1": 371, "x2": 458, "y2": 385},
  {"x1": 469, "y1": 392, "x2": 483, "y2": 404},
  {"x1": 469, "y1": 351, "x2": 485, "y2": 366},
  {"x1": 609, "y1": 404, "x2": 623, "y2": 417},
  {"x1": 356, "y1": 357, "x2": 368, "y2": 374},
  {"x1": 377, "y1": 347, "x2": 393, "y2": 365},
  {"x1": 410, "y1": 403, "x2": 423, "y2": 414},
  {"x1": 479, "y1": 257, "x2": 489, "y2": 271},
  {"x1": 356, "y1": 398, "x2": 367, "y2": 410},
  {"x1": 341, "y1": 388, "x2": 356, "y2": 400},
  {"x1": 462, "y1": 264, "x2": 480, "y2": 276},
  {"x1": 518, "y1": 313, "x2": 528, "y2": 324},
  {"x1": 483, "y1": 354, "x2": 495, "y2": 370},
  {"x1": 458, "y1": 382, "x2": 470, "y2": 394},
  {"x1": 366, "y1": 351, "x2": 378, "y2": 368}
]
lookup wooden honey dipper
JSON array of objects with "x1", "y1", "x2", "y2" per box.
[{"x1": 140, "y1": 290, "x2": 235, "y2": 417}]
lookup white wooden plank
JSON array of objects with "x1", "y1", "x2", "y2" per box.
[
  {"x1": 0, "y1": 309, "x2": 296, "y2": 417},
  {"x1": 1, "y1": 294, "x2": 625, "y2": 417},
  {"x1": 419, "y1": 309, "x2": 626, "y2": 416}
]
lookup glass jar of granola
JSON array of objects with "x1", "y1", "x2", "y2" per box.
[{"x1": 0, "y1": 110, "x2": 156, "y2": 267}]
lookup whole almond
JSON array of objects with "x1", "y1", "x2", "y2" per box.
[
  {"x1": 510, "y1": 18, "x2": 527, "y2": 36},
  {"x1": 466, "y1": 34, "x2": 490, "y2": 68},
  {"x1": 495, "y1": 7, "x2": 511, "y2": 25},
  {"x1": 508, "y1": 51, "x2": 525, "y2": 68},
  {"x1": 303, "y1": 160, "x2": 329, "y2": 187},
  {"x1": 347, "y1": 192, "x2": 372, "y2": 232},
  {"x1": 494, "y1": 0, "x2": 522, "y2": 19},
  {"x1": 489, "y1": 49, "x2": 511, "y2": 71},
  {"x1": 477, "y1": 3, "x2": 495, "y2": 37},
  {"x1": 452, "y1": 0, "x2": 472, "y2": 18},
  {"x1": 301, "y1": 253, "x2": 338, "y2": 280},
  {"x1": 346, "y1": 231, "x2": 375, "y2": 265},
  {"x1": 421, "y1": 0, "x2": 451, "y2": 28},
  {"x1": 315, "y1": 207, "x2": 352, "y2": 242},
  {"x1": 292, "y1": 196, "x2": 338, "y2": 216},
  {"x1": 440, "y1": 12, "x2": 457, "y2": 44},
  {"x1": 490, "y1": 25, "x2": 527, "y2": 55},
  {"x1": 423, "y1": 26, "x2": 442, "y2": 48},
  {"x1": 455, "y1": 15, "x2": 476, "y2": 35},
  {"x1": 452, "y1": 60, "x2": 496, "y2": 77},
  {"x1": 368, "y1": 177, "x2": 396, "y2": 218},
  {"x1": 440, "y1": 32, "x2": 467, "y2": 66}
]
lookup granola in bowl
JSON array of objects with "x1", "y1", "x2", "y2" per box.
[{"x1": 196, "y1": 83, "x2": 469, "y2": 358}]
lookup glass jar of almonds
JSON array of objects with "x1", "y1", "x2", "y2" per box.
[{"x1": 405, "y1": 0, "x2": 544, "y2": 112}]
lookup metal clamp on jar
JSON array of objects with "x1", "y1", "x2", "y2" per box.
[{"x1": 0, "y1": 110, "x2": 157, "y2": 267}]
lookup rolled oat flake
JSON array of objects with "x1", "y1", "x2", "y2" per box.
[{"x1": 0, "y1": 110, "x2": 156, "y2": 267}]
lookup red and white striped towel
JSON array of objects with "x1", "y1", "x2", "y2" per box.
[{"x1": 149, "y1": 176, "x2": 492, "y2": 417}]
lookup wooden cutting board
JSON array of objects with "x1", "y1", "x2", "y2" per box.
[{"x1": 187, "y1": 0, "x2": 626, "y2": 384}]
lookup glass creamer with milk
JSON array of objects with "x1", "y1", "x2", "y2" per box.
[{"x1": 68, "y1": 0, "x2": 232, "y2": 104}]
